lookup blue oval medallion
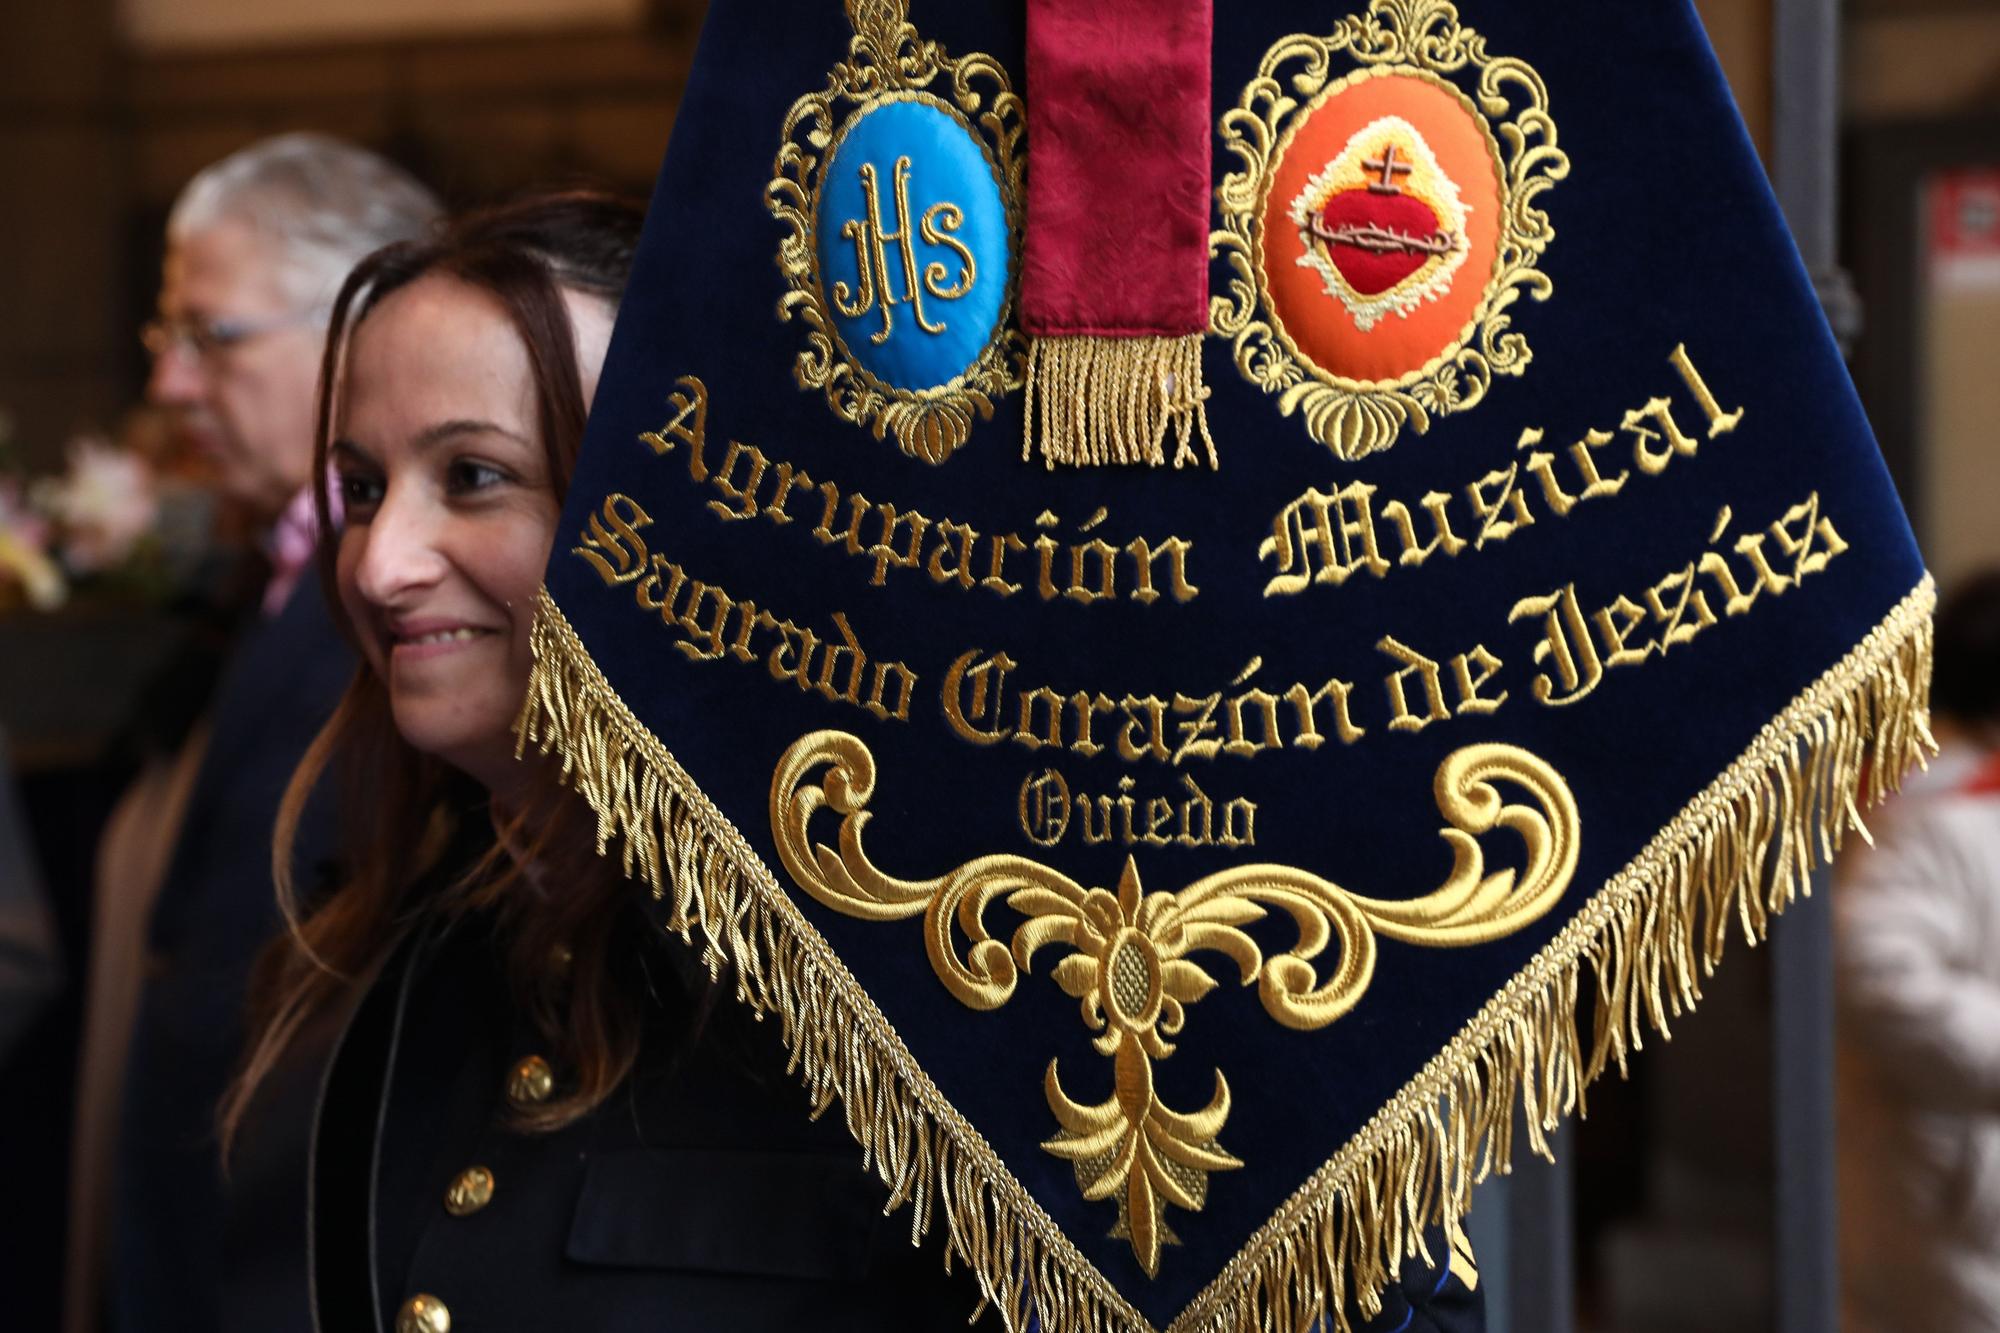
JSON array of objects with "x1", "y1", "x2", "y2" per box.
[{"x1": 816, "y1": 96, "x2": 1010, "y2": 393}]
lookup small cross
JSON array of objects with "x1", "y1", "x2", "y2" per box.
[{"x1": 1364, "y1": 143, "x2": 1413, "y2": 193}]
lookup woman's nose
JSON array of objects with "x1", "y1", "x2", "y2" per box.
[{"x1": 353, "y1": 485, "x2": 449, "y2": 607}]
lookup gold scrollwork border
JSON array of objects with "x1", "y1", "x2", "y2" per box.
[
  {"x1": 1209, "y1": 0, "x2": 1571, "y2": 462},
  {"x1": 767, "y1": 0, "x2": 1027, "y2": 464},
  {"x1": 769, "y1": 730, "x2": 1580, "y2": 1276}
]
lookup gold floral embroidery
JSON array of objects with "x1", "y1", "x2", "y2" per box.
[{"x1": 769, "y1": 730, "x2": 1580, "y2": 1273}]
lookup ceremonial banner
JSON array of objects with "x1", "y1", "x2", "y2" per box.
[{"x1": 522, "y1": 1, "x2": 1932, "y2": 1328}]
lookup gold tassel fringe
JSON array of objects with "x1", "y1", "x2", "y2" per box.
[
  {"x1": 1022, "y1": 333, "x2": 1218, "y2": 470},
  {"x1": 517, "y1": 575, "x2": 1935, "y2": 1333}
]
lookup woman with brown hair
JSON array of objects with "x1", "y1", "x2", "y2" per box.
[{"x1": 216, "y1": 192, "x2": 979, "y2": 1332}]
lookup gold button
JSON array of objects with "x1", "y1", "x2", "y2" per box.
[
  {"x1": 507, "y1": 1054, "x2": 554, "y2": 1107},
  {"x1": 396, "y1": 1293, "x2": 451, "y2": 1333},
  {"x1": 443, "y1": 1165, "x2": 494, "y2": 1216}
]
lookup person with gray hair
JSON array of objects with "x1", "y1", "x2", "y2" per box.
[
  {"x1": 147, "y1": 132, "x2": 440, "y2": 526},
  {"x1": 77, "y1": 134, "x2": 438, "y2": 1333}
]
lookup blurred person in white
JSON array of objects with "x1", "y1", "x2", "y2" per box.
[
  {"x1": 65, "y1": 134, "x2": 439, "y2": 1333},
  {"x1": 1838, "y1": 570, "x2": 2000, "y2": 1333}
]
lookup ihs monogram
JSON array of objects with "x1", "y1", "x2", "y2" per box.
[{"x1": 832, "y1": 155, "x2": 979, "y2": 345}]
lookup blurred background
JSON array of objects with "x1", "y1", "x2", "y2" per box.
[{"x1": 0, "y1": 0, "x2": 1995, "y2": 1330}]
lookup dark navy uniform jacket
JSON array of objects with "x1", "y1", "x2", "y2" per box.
[
  {"x1": 115, "y1": 572, "x2": 350, "y2": 1333},
  {"x1": 221, "y1": 882, "x2": 1483, "y2": 1333},
  {"x1": 224, "y1": 891, "x2": 994, "y2": 1333}
]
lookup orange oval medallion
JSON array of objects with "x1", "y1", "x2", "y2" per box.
[{"x1": 1259, "y1": 66, "x2": 1505, "y2": 388}]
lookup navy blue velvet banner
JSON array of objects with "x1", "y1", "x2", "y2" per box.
[{"x1": 531, "y1": 2, "x2": 1929, "y2": 1328}]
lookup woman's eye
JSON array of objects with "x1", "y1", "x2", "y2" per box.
[
  {"x1": 447, "y1": 459, "x2": 510, "y2": 494},
  {"x1": 337, "y1": 472, "x2": 384, "y2": 511}
]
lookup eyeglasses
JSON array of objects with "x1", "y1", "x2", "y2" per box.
[{"x1": 140, "y1": 310, "x2": 318, "y2": 361}]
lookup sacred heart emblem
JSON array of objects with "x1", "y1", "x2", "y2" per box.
[
  {"x1": 1288, "y1": 116, "x2": 1471, "y2": 332},
  {"x1": 1215, "y1": 46, "x2": 1565, "y2": 461}
]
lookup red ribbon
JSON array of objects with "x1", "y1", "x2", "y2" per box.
[{"x1": 1020, "y1": 0, "x2": 1213, "y2": 339}]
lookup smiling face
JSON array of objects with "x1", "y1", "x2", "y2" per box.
[{"x1": 332, "y1": 271, "x2": 613, "y2": 800}]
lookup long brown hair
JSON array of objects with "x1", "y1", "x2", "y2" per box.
[{"x1": 221, "y1": 191, "x2": 651, "y2": 1153}]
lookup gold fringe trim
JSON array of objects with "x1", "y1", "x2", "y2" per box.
[
  {"x1": 1022, "y1": 333, "x2": 1218, "y2": 470},
  {"x1": 517, "y1": 575, "x2": 1935, "y2": 1333}
]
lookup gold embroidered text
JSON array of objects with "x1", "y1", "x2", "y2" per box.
[
  {"x1": 573, "y1": 492, "x2": 918, "y2": 722},
  {"x1": 641, "y1": 374, "x2": 1199, "y2": 606},
  {"x1": 941, "y1": 652, "x2": 1366, "y2": 763},
  {"x1": 1018, "y1": 769, "x2": 1258, "y2": 850},
  {"x1": 1260, "y1": 344, "x2": 1744, "y2": 596},
  {"x1": 1508, "y1": 492, "x2": 1849, "y2": 707}
]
